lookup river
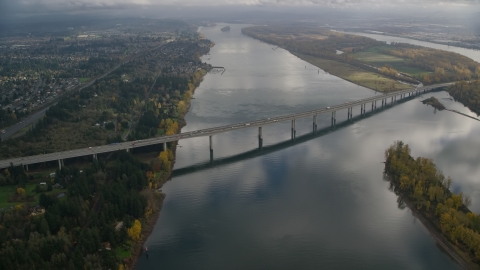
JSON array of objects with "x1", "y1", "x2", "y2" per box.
[{"x1": 136, "y1": 25, "x2": 480, "y2": 269}]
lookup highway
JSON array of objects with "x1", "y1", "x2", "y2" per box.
[{"x1": 0, "y1": 82, "x2": 452, "y2": 170}]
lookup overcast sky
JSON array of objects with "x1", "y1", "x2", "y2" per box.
[
  {"x1": 2, "y1": 0, "x2": 478, "y2": 12},
  {"x1": 0, "y1": 0, "x2": 478, "y2": 22}
]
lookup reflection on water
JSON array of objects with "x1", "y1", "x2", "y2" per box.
[{"x1": 135, "y1": 24, "x2": 480, "y2": 270}]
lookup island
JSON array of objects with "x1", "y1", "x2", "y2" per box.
[
  {"x1": 241, "y1": 26, "x2": 480, "y2": 93},
  {"x1": 221, "y1": 26, "x2": 230, "y2": 32},
  {"x1": 421, "y1": 96, "x2": 446, "y2": 110},
  {"x1": 385, "y1": 141, "x2": 479, "y2": 269}
]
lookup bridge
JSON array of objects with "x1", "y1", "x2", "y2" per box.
[{"x1": 0, "y1": 82, "x2": 452, "y2": 170}]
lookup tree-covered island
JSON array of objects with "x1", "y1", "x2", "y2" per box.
[{"x1": 385, "y1": 141, "x2": 480, "y2": 269}]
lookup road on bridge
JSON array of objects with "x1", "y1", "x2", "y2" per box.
[{"x1": 0, "y1": 82, "x2": 453, "y2": 169}]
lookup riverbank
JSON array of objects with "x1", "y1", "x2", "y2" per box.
[
  {"x1": 127, "y1": 190, "x2": 166, "y2": 269},
  {"x1": 129, "y1": 67, "x2": 210, "y2": 269},
  {"x1": 399, "y1": 194, "x2": 473, "y2": 270},
  {"x1": 385, "y1": 141, "x2": 480, "y2": 270}
]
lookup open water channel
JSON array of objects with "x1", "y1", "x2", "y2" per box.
[{"x1": 136, "y1": 25, "x2": 480, "y2": 269}]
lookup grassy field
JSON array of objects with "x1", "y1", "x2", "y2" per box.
[
  {"x1": 295, "y1": 53, "x2": 411, "y2": 92},
  {"x1": 79, "y1": 77, "x2": 90, "y2": 83},
  {"x1": 354, "y1": 47, "x2": 429, "y2": 77},
  {"x1": 0, "y1": 182, "x2": 65, "y2": 209}
]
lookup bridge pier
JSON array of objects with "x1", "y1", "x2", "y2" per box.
[
  {"x1": 258, "y1": 126, "x2": 263, "y2": 150},
  {"x1": 163, "y1": 142, "x2": 167, "y2": 152},
  {"x1": 93, "y1": 154, "x2": 97, "y2": 161},
  {"x1": 313, "y1": 114, "x2": 317, "y2": 132},
  {"x1": 58, "y1": 159, "x2": 62, "y2": 170},
  {"x1": 331, "y1": 111, "x2": 336, "y2": 126},
  {"x1": 209, "y1": 136, "x2": 213, "y2": 162},
  {"x1": 126, "y1": 148, "x2": 130, "y2": 153},
  {"x1": 24, "y1": 164, "x2": 28, "y2": 172},
  {"x1": 291, "y1": 119, "x2": 296, "y2": 139}
]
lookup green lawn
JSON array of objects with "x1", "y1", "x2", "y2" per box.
[
  {"x1": 354, "y1": 46, "x2": 429, "y2": 77},
  {"x1": 114, "y1": 246, "x2": 131, "y2": 260},
  {"x1": 79, "y1": 77, "x2": 90, "y2": 83},
  {"x1": 295, "y1": 53, "x2": 411, "y2": 92},
  {"x1": 0, "y1": 185, "x2": 18, "y2": 209},
  {"x1": 0, "y1": 183, "x2": 66, "y2": 209}
]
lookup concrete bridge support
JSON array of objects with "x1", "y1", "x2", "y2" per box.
[
  {"x1": 291, "y1": 119, "x2": 296, "y2": 139},
  {"x1": 58, "y1": 159, "x2": 62, "y2": 170},
  {"x1": 209, "y1": 136, "x2": 213, "y2": 161},
  {"x1": 126, "y1": 148, "x2": 130, "y2": 153},
  {"x1": 258, "y1": 126, "x2": 263, "y2": 150},
  {"x1": 163, "y1": 142, "x2": 167, "y2": 152},
  {"x1": 24, "y1": 164, "x2": 28, "y2": 172},
  {"x1": 313, "y1": 115, "x2": 317, "y2": 132},
  {"x1": 331, "y1": 111, "x2": 336, "y2": 126},
  {"x1": 93, "y1": 154, "x2": 97, "y2": 161}
]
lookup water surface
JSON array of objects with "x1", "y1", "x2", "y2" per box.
[{"x1": 136, "y1": 24, "x2": 480, "y2": 270}]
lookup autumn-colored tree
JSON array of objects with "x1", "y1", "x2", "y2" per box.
[
  {"x1": 146, "y1": 171, "x2": 154, "y2": 182},
  {"x1": 127, "y1": 219, "x2": 142, "y2": 241},
  {"x1": 17, "y1": 188, "x2": 25, "y2": 195}
]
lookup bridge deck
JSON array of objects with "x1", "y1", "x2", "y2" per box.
[{"x1": 0, "y1": 83, "x2": 452, "y2": 169}]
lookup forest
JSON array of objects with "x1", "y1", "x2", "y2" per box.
[
  {"x1": 385, "y1": 141, "x2": 480, "y2": 267},
  {"x1": 0, "y1": 152, "x2": 164, "y2": 270},
  {"x1": 448, "y1": 80, "x2": 480, "y2": 115}
]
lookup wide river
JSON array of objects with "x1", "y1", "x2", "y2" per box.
[{"x1": 136, "y1": 25, "x2": 480, "y2": 269}]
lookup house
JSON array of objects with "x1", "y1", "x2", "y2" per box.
[
  {"x1": 30, "y1": 206, "x2": 45, "y2": 216},
  {"x1": 53, "y1": 183, "x2": 63, "y2": 189}
]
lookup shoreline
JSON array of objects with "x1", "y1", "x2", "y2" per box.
[
  {"x1": 400, "y1": 194, "x2": 473, "y2": 270},
  {"x1": 129, "y1": 67, "x2": 209, "y2": 269}
]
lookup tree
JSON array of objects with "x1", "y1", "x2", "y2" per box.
[
  {"x1": 17, "y1": 187, "x2": 25, "y2": 195},
  {"x1": 463, "y1": 194, "x2": 472, "y2": 208},
  {"x1": 127, "y1": 219, "x2": 141, "y2": 241},
  {"x1": 446, "y1": 177, "x2": 452, "y2": 190}
]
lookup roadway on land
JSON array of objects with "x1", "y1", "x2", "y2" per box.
[{"x1": 0, "y1": 83, "x2": 453, "y2": 169}]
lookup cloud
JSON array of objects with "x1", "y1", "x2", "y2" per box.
[{"x1": 0, "y1": 0, "x2": 477, "y2": 16}]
